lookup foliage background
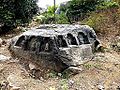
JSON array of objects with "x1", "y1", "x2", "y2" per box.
[
  {"x1": 1, "y1": 0, "x2": 120, "y2": 36},
  {"x1": 0, "y1": 0, "x2": 38, "y2": 33}
]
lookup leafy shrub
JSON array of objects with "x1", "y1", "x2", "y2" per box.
[
  {"x1": 47, "y1": 6, "x2": 58, "y2": 14},
  {"x1": 58, "y1": 0, "x2": 119, "y2": 22},
  {"x1": 35, "y1": 13, "x2": 69, "y2": 24},
  {"x1": 59, "y1": 0, "x2": 104, "y2": 20},
  {"x1": 34, "y1": 15, "x2": 46, "y2": 24},
  {"x1": 112, "y1": 0, "x2": 120, "y2": 4},
  {"x1": 56, "y1": 13, "x2": 69, "y2": 24},
  {"x1": 96, "y1": 1, "x2": 119, "y2": 10},
  {"x1": 59, "y1": 79, "x2": 69, "y2": 90},
  {"x1": 83, "y1": 14, "x2": 108, "y2": 33},
  {"x1": 35, "y1": 5, "x2": 69, "y2": 24},
  {"x1": 36, "y1": 6, "x2": 57, "y2": 24},
  {"x1": 0, "y1": 0, "x2": 38, "y2": 33},
  {"x1": 39, "y1": 14, "x2": 55, "y2": 24},
  {"x1": 83, "y1": 7, "x2": 120, "y2": 36}
]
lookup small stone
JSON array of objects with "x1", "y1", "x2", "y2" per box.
[
  {"x1": 68, "y1": 80, "x2": 74, "y2": 86},
  {"x1": 1, "y1": 81, "x2": 9, "y2": 89},
  {"x1": 0, "y1": 38, "x2": 3, "y2": 47},
  {"x1": 29, "y1": 63, "x2": 36, "y2": 70},
  {"x1": 10, "y1": 86, "x2": 20, "y2": 90},
  {"x1": 0, "y1": 54, "x2": 10, "y2": 61},
  {"x1": 7, "y1": 74, "x2": 23, "y2": 89},
  {"x1": 91, "y1": 85, "x2": 94, "y2": 89},
  {"x1": 97, "y1": 85, "x2": 105, "y2": 90},
  {"x1": 2, "y1": 40, "x2": 7, "y2": 45},
  {"x1": 49, "y1": 87, "x2": 55, "y2": 90},
  {"x1": 58, "y1": 73, "x2": 62, "y2": 77},
  {"x1": 40, "y1": 77, "x2": 44, "y2": 81},
  {"x1": 117, "y1": 85, "x2": 120, "y2": 90},
  {"x1": 68, "y1": 67, "x2": 83, "y2": 73},
  {"x1": 75, "y1": 87, "x2": 79, "y2": 90},
  {"x1": 63, "y1": 67, "x2": 83, "y2": 76}
]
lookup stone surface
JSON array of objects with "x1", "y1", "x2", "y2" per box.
[
  {"x1": 68, "y1": 80, "x2": 75, "y2": 86},
  {"x1": 2, "y1": 39, "x2": 7, "y2": 45},
  {"x1": 29, "y1": 63, "x2": 36, "y2": 70},
  {"x1": 0, "y1": 38, "x2": 3, "y2": 47},
  {"x1": 66, "y1": 67, "x2": 83, "y2": 74},
  {"x1": 110, "y1": 36, "x2": 120, "y2": 51},
  {"x1": 7, "y1": 75, "x2": 23, "y2": 88},
  {"x1": 0, "y1": 54, "x2": 10, "y2": 61},
  {"x1": 98, "y1": 85, "x2": 105, "y2": 90},
  {"x1": 9, "y1": 24, "x2": 100, "y2": 72}
]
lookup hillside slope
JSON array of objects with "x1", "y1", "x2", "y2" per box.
[{"x1": 83, "y1": 8, "x2": 120, "y2": 46}]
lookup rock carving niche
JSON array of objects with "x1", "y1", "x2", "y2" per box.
[
  {"x1": 57, "y1": 35, "x2": 68, "y2": 47},
  {"x1": 28, "y1": 36, "x2": 38, "y2": 51},
  {"x1": 15, "y1": 36, "x2": 26, "y2": 47},
  {"x1": 28, "y1": 36, "x2": 52, "y2": 52},
  {"x1": 77, "y1": 32, "x2": 90, "y2": 45},
  {"x1": 16, "y1": 35, "x2": 56, "y2": 53},
  {"x1": 40, "y1": 37, "x2": 53, "y2": 52},
  {"x1": 67, "y1": 33, "x2": 78, "y2": 45}
]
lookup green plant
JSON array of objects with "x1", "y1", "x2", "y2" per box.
[
  {"x1": 47, "y1": 71, "x2": 57, "y2": 78},
  {"x1": 59, "y1": 79, "x2": 69, "y2": 90},
  {"x1": 93, "y1": 64, "x2": 101, "y2": 69},
  {"x1": 60, "y1": 0, "x2": 104, "y2": 20},
  {"x1": 34, "y1": 15, "x2": 46, "y2": 24},
  {"x1": 96, "y1": 1, "x2": 119, "y2": 10},
  {"x1": 61, "y1": 70, "x2": 71, "y2": 79},
  {"x1": 83, "y1": 13, "x2": 109, "y2": 34},
  {"x1": 84, "y1": 64, "x2": 93, "y2": 69},
  {"x1": 37, "y1": 10, "x2": 69, "y2": 24},
  {"x1": 56, "y1": 13, "x2": 69, "y2": 24},
  {"x1": 0, "y1": 0, "x2": 38, "y2": 33},
  {"x1": 84, "y1": 63, "x2": 101, "y2": 69}
]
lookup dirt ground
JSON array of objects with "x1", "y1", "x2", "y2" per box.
[{"x1": 0, "y1": 33, "x2": 120, "y2": 90}]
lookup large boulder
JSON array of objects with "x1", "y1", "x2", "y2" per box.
[{"x1": 9, "y1": 24, "x2": 100, "y2": 72}]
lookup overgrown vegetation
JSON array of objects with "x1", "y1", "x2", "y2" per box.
[
  {"x1": 35, "y1": 0, "x2": 105, "y2": 24},
  {"x1": 1, "y1": 0, "x2": 120, "y2": 35},
  {"x1": 35, "y1": 0, "x2": 120, "y2": 25},
  {"x1": 0, "y1": 0, "x2": 38, "y2": 33},
  {"x1": 61, "y1": 0, "x2": 104, "y2": 20},
  {"x1": 96, "y1": 1, "x2": 119, "y2": 10},
  {"x1": 34, "y1": 5, "x2": 69, "y2": 24},
  {"x1": 83, "y1": 7, "x2": 120, "y2": 36}
]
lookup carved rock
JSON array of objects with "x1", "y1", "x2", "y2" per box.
[{"x1": 9, "y1": 24, "x2": 100, "y2": 72}]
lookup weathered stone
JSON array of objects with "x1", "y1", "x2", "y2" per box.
[
  {"x1": 97, "y1": 85, "x2": 105, "y2": 90},
  {"x1": 7, "y1": 75, "x2": 23, "y2": 89},
  {"x1": 0, "y1": 38, "x2": 3, "y2": 47},
  {"x1": 10, "y1": 86, "x2": 20, "y2": 90},
  {"x1": 9, "y1": 24, "x2": 100, "y2": 72},
  {"x1": 68, "y1": 80, "x2": 75, "y2": 86},
  {"x1": 29, "y1": 62, "x2": 37, "y2": 70},
  {"x1": 65, "y1": 67, "x2": 83, "y2": 74},
  {"x1": 117, "y1": 85, "x2": 120, "y2": 90},
  {"x1": 0, "y1": 81, "x2": 9, "y2": 89},
  {"x1": 2, "y1": 39, "x2": 7, "y2": 45},
  {"x1": 110, "y1": 36, "x2": 120, "y2": 51},
  {"x1": 0, "y1": 54, "x2": 10, "y2": 61}
]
